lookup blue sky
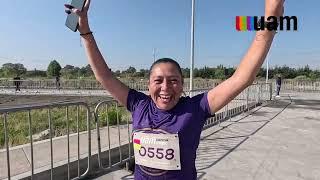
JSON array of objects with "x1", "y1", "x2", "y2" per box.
[{"x1": 0, "y1": 0, "x2": 319, "y2": 71}]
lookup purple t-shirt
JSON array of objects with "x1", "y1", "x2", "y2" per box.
[{"x1": 127, "y1": 89, "x2": 213, "y2": 180}]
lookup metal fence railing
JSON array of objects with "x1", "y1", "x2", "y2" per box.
[
  {"x1": 0, "y1": 79, "x2": 220, "y2": 91},
  {"x1": 0, "y1": 82, "x2": 272, "y2": 180},
  {"x1": 0, "y1": 101, "x2": 92, "y2": 180},
  {"x1": 1, "y1": 78, "x2": 320, "y2": 92},
  {"x1": 94, "y1": 100, "x2": 133, "y2": 171},
  {"x1": 281, "y1": 80, "x2": 320, "y2": 92},
  {"x1": 0, "y1": 79, "x2": 104, "y2": 90},
  {"x1": 187, "y1": 83, "x2": 272, "y2": 129}
]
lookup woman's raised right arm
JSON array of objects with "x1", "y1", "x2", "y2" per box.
[
  {"x1": 65, "y1": 0, "x2": 129, "y2": 106},
  {"x1": 80, "y1": 31, "x2": 130, "y2": 107}
]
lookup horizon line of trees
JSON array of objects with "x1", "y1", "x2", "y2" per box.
[{"x1": 0, "y1": 60, "x2": 320, "y2": 80}]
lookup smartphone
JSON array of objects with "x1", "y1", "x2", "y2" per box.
[{"x1": 65, "y1": 0, "x2": 86, "y2": 32}]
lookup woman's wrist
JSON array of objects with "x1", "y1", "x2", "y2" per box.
[
  {"x1": 80, "y1": 31, "x2": 93, "y2": 36},
  {"x1": 78, "y1": 20, "x2": 91, "y2": 34},
  {"x1": 79, "y1": 27, "x2": 91, "y2": 34}
]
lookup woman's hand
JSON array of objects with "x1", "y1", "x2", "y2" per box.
[
  {"x1": 265, "y1": 0, "x2": 285, "y2": 18},
  {"x1": 64, "y1": 0, "x2": 91, "y2": 34}
]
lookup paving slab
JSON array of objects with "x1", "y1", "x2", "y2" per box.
[{"x1": 197, "y1": 93, "x2": 320, "y2": 180}]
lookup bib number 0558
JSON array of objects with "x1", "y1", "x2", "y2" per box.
[{"x1": 138, "y1": 147, "x2": 175, "y2": 160}]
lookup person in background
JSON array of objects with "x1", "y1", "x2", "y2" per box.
[
  {"x1": 276, "y1": 75, "x2": 282, "y2": 97},
  {"x1": 13, "y1": 76, "x2": 21, "y2": 91},
  {"x1": 55, "y1": 75, "x2": 61, "y2": 90}
]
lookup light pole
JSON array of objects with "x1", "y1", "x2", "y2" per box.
[
  {"x1": 153, "y1": 48, "x2": 156, "y2": 62},
  {"x1": 266, "y1": 57, "x2": 269, "y2": 84},
  {"x1": 189, "y1": 0, "x2": 195, "y2": 95}
]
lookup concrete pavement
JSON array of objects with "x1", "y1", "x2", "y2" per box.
[{"x1": 197, "y1": 93, "x2": 320, "y2": 180}]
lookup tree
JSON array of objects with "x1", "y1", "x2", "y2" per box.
[
  {"x1": 214, "y1": 68, "x2": 225, "y2": 80},
  {"x1": 1, "y1": 63, "x2": 26, "y2": 77},
  {"x1": 114, "y1": 70, "x2": 121, "y2": 77},
  {"x1": 125, "y1": 66, "x2": 137, "y2": 74},
  {"x1": 225, "y1": 67, "x2": 236, "y2": 78},
  {"x1": 26, "y1": 68, "x2": 47, "y2": 77},
  {"x1": 197, "y1": 66, "x2": 214, "y2": 78},
  {"x1": 135, "y1": 69, "x2": 148, "y2": 77},
  {"x1": 297, "y1": 65, "x2": 312, "y2": 77},
  {"x1": 79, "y1": 64, "x2": 93, "y2": 77},
  {"x1": 61, "y1": 65, "x2": 79, "y2": 79},
  {"x1": 309, "y1": 70, "x2": 320, "y2": 80},
  {"x1": 181, "y1": 68, "x2": 190, "y2": 78},
  {"x1": 214, "y1": 65, "x2": 226, "y2": 80},
  {"x1": 47, "y1": 60, "x2": 62, "y2": 77}
]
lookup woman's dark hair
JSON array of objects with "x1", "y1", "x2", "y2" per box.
[{"x1": 148, "y1": 58, "x2": 183, "y2": 81}]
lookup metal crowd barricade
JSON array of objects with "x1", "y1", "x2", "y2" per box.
[
  {"x1": 5, "y1": 78, "x2": 320, "y2": 92},
  {"x1": 281, "y1": 80, "x2": 320, "y2": 92},
  {"x1": 189, "y1": 83, "x2": 272, "y2": 129},
  {"x1": 94, "y1": 100, "x2": 133, "y2": 171},
  {"x1": 0, "y1": 101, "x2": 92, "y2": 180}
]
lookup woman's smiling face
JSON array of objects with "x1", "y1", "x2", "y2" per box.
[{"x1": 148, "y1": 62, "x2": 183, "y2": 111}]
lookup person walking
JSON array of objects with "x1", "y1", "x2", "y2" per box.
[
  {"x1": 55, "y1": 75, "x2": 61, "y2": 90},
  {"x1": 276, "y1": 75, "x2": 282, "y2": 97},
  {"x1": 13, "y1": 76, "x2": 21, "y2": 91}
]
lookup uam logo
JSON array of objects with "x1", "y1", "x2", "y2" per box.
[{"x1": 236, "y1": 16, "x2": 298, "y2": 31}]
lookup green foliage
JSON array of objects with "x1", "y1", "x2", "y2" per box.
[
  {"x1": 0, "y1": 68, "x2": 3, "y2": 77},
  {"x1": 1, "y1": 60, "x2": 320, "y2": 80},
  {"x1": 0, "y1": 104, "x2": 132, "y2": 148},
  {"x1": 294, "y1": 75, "x2": 308, "y2": 80},
  {"x1": 61, "y1": 65, "x2": 79, "y2": 79},
  {"x1": 214, "y1": 65, "x2": 226, "y2": 80},
  {"x1": 99, "y1": 106, "x2": 130, "y2": 126},
  {"x1": 309, "y1": 70, "x2": 320, "y2": 80},
  {"x1": 58, "y1": 64, "x2": 94, "y2": 79},
  {"x1": 0, "y1": 106, "x2": 91, "y2": 148},
  {"x1": 182, "y1": 68, "x2": 190, "y2": 78},
  {"x1": 125, "y1": 66, "x2": 136, "y2": 74},
  {"x1": 136, "y1": 69, "x2": 149, "y2": 78},
  {"x1": 114, "y1": 70, "x2": 121, "y2": 77},
  {"x1": 47, "y1": 60, "x2": 62, "y2": 77},
  {"x1": 225, "y1": 67, "x2": 235, "y2": 78},
  {"x1": 1, "y1": 63, "x2": 27, "y2": 77},
  {"x1": 269, "y1": 65, "x2": 297, "y2": 79},
  {"x1": 26, "y1": 69, "x2": 47, "y2": 78},
  {"x1": 256, "y1": 65, "x2": 320, "y2": 80},
  {"x1": 98, "y1": 106, "x2": 127, "y2": 126},
  {"x1": 79, "y1": 64, "x2": 94, "y2": 77}
]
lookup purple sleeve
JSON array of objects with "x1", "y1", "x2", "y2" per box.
[
  {"x1": 126, "y1": 89, "x2": 149, "y2": 112},
  {"x1": 191, "y1": 92, "x2": 214, "y2": 119}
]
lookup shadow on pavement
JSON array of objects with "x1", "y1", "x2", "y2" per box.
[{"x1": 196, "y1": 97, "x2": 292, "y2": 179}]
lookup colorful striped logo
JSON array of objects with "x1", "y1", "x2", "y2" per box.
[
  {"x1": 134, "y1": 138, "x2": 141, "y2": 150},
  {"x1": 236, "y1": 16, "x2": 255, "y2": 31}
]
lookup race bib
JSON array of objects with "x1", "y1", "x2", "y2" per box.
[{"x1": 133, "y1": 131, "x2": 181, "y2": 170}]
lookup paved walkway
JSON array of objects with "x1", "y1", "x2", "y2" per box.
[{"x1": 97, "y1": 92, "x2": 320, "y2": 180}]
